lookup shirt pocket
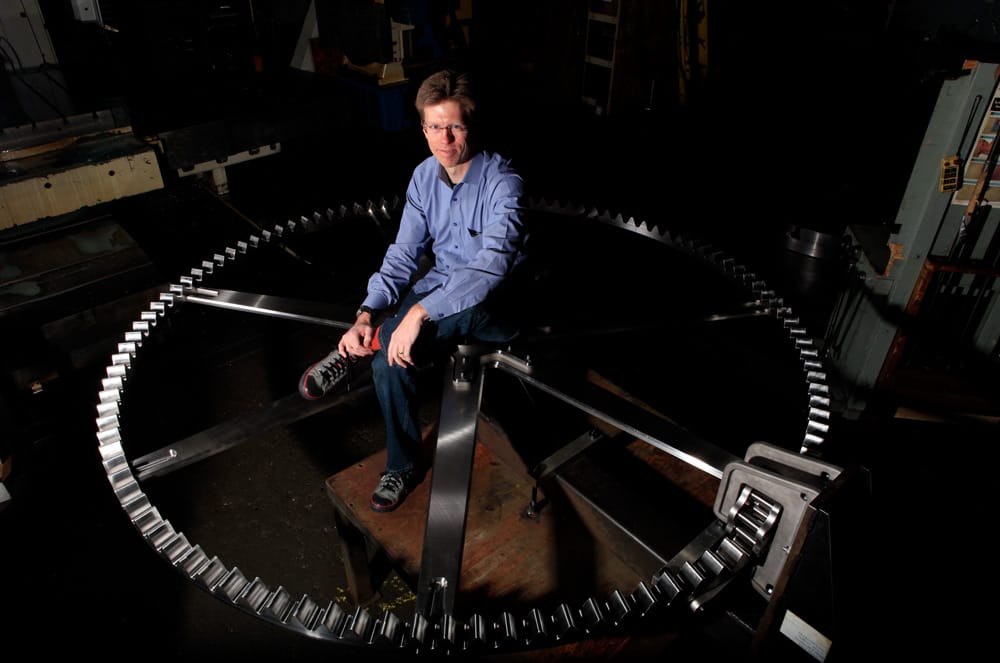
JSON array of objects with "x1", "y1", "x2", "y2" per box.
[{"x1": 462, "y1": 214, "x2": 484, "y2": 253}]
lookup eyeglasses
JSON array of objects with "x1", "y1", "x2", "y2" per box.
[{"x1": 422, "y1": 123, "x2": 468, "y2": 135}]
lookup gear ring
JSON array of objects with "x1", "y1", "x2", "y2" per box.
[{"x1": 93, "y1": 196, "x2": 831, "y2": 655}]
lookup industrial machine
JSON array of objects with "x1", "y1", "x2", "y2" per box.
[{"x1": 89, "y1": 194, "x2": 872, "y2": 660}]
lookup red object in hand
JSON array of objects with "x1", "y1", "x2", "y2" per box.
[{"x1": 370, "y1": 325, "x2": 382, "y2": 351}]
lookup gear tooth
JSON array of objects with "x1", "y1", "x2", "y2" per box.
[
  {"x1": 346, "y1": 605, "x2": 376, "y2": 642},
  {"x1": 319, "y1": 601, "x2": 349, "y2": 637},
  {"x1": 378, "y1": 198, "x2": 392, "y2": 219},
  {"x1": 465, "y1": 613, "x2": 488, "y2": 647},
  {"x1": 409, "y1": 613, "x2": 432, "y2": 647},
  {"x1": 524, "y1": 607, "x2": 549, "y2": 646}
]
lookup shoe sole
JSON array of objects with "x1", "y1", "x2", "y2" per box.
[
  {"x1": 298, "y1": 364, "x2": 326, "y2": 400},
  {"x1": 370, "y1": 498, "x2": 403, "y2": 513}
]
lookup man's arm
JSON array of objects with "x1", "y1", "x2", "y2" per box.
[{"x1": 362, "y1": 175, "x2": 432, "y2": 313}]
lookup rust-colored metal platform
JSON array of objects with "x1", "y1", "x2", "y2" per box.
[{"x1": 324, "y1": 416, "x2": 645, "y2": 616}]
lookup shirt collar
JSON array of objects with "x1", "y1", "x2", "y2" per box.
[{"x1": 437, "y1": 151, "x2": 484, "y2": 188}]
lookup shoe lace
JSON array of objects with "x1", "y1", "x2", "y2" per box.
[
  {"x1": 315, "y1": 351, "x2": 354, "y2": 383},
  {"x1": 378, "y1": 472, "x2": 405, "y2": 492}
]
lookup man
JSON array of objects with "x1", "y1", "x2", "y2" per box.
[{"x1": 299, "y1": 69, "x2": 529, "y2": 512}]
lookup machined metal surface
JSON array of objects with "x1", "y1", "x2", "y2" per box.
[
  {"x1": 414, "y1": 347, "x2": 488, "y2": 619},
  {"x1": 93, "y1": 195, "x2": 837, "y2": 654},
  {"x1": 181, "y1": 287, "x2": 356, "y2": 329},
  {"x1": 490, "y1": 353, "x2": 739, "y2": 479},
  {"x1": 131, "y1": 385, "x2": 373, "y2": 481}
]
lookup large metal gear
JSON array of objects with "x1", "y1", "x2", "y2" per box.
[{"x1": 93, "y1": 194, "x2": 852, "y2": 657}]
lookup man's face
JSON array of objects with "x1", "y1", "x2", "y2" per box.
[{"x1": 421, "y1": 100, "x2": 470, "y2": 169}]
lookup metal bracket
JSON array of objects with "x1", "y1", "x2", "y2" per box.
[{"x1": 713, "y1": 442, "x2": 842, "y2": 598}]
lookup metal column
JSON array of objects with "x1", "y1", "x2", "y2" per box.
[{"x1": 826, "y1": 61, "x2": 1000, "y2": 416}]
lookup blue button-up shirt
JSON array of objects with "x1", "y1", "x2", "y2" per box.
[{"x1": 362, "y1": 151, "x2": 527, "y2": 321}]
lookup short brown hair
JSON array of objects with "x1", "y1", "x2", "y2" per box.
[{"x1": 415, "y1": 69, "x2": 476, "y2": 125}]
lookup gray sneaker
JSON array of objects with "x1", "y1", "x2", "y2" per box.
[
  {"x1": 370, "y1": 471, "x2": 412, "y2": 512},
  {"x1": 298, "y1": 350, "x2": 355, "y2": 400}
]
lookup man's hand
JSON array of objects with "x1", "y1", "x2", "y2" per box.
[
  {"x1": 338, "y1": 312, "x2": 376, "y2": 357},
  {"x1": 387, "y1": 303, "x2": 428, "y2": 367}
]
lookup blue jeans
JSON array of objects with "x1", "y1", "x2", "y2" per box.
[{"x1": 372, "y1": 288, "x2": 518, "y2": 474}]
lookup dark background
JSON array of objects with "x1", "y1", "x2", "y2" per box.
[
  {"x1": 3, "y1": 1, "x2": 999, "y2": 660},
  {"x1": 22, "y1": 0, "x2": 1000, "y2": 236}
]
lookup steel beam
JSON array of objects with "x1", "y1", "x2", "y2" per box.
[
  {"x1": 414, "y1": 345, "x2": 488, "y2": 619},
  {"x1": 182, "y1": 287, "x2": 355, "y2": 328}
]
